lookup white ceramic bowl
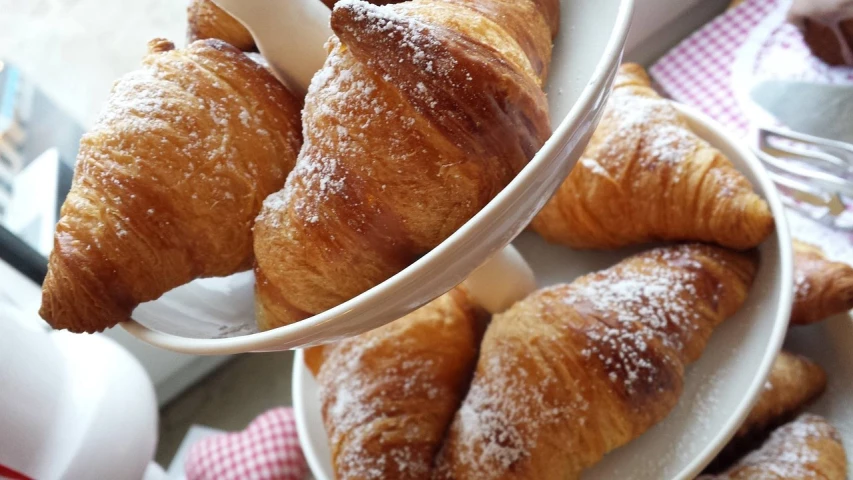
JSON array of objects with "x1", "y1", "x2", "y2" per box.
[
  {"x1": 123, "y1": 0, "x2": 636, "y2": 353},
  {"x1": 292, "y1": 102, "x2": 793, "y2": 480}
]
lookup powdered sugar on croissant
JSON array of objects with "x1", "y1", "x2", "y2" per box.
[
  {"x1": 253, "y1": 0, "x2": 558, "y2": 330},
  {"x1": 40, "y1": 39, "x2": 302, "y2": 333},
  {"x1": 435, "y1": 244, "x2": 758, "y2": 479},
  {"x1": 700, "y1": 414, "x2": 847, "y2": 480},
  {"x1": 533, "y1": 63, "x2": 774, "y2": 251}
]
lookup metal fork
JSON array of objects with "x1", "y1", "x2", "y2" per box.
[{"x1": 753, "y1": 127, "x2": 853, "y2": 231}]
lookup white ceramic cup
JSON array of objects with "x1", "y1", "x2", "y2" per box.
[
  {"x1": 122, "y1": 0, "x2": 635, "y2": 353},
  {"x1": 0, "y1": 310, "x2": 158, "y2": 480}
]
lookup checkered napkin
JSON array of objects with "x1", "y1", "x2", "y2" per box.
[
  {"x1": 651, "y1": 0, "x2": 772, "y2": 137},
  {"x1": 184, "y1": 407, "x2": 308, "y2": 480},
  {"x1": 650, "y1": 0, "x2": 853, "y2": 264}
]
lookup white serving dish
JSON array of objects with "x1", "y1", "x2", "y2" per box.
[
  {"x1": 122, "y1": 0, "x2": 635, "y2": 354},
  {"x1": 291, "y1": 102, "x2": 794, "y2": 480}
]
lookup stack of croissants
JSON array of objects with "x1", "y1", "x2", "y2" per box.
[{"x1": 38, "y1": 0, "x2": 851, "y2": 478}]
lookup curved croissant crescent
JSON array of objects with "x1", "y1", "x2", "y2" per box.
[
  {"x1": 434, "y1": 244, "x2": 758, "y2": 479},
  {"x1": 253, "y1": 0, "x2": 558, "y2": 330},
  {"x1": 40, "y1": 39, "x2": 302, "y2": 333},
  {"x1": 532, "y1": 63, "x2": 774, "y2": 251},
  {"x1": 738, "y1": 351, "x2": 827, "y2": 438},
  {"x1": 708, "y1": 351, "x2": 828, "y2": 472},
  {"x1": 314, "y1": 287, "x2": 483, "y2": 479},
  {"x1": 700, "y1": 414, "x2": 847, "y2": 480},
  {"x1": 792, "y1": 240, "x2": 853, "y2": 325}
]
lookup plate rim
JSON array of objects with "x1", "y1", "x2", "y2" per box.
[
  {"x1": 292, "y1": 349, "x2": 328, "y2": 480},
  {"x1": 669, "y1": 102, "x2": 792, "y2": 479}
]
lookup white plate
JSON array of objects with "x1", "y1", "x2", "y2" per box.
[
  {"x1": 122, "y1": 0, "x2": 634, "y2": 353},
  {"x1": 292, "y1": 103, "x2": 793, "y2": 480}
]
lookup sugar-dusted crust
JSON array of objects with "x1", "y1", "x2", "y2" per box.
[
  {"x1": 314, "y1": 288, "x2": 483, "y2": 479},
  {"x1": 435, "y1": 244, "x2": 758, "y2": 479},
  {"x1": 532, "y1": 63, "x2": 774, "y2": 251},
  {"x1": 701, "y1": 414, "x2": 847, "y2": 480},
  {"x1": 40, "y1": 38, "x2": 302, "y2": 332},
  {"x1": 253, "y1": 0, "x2": 557, "y2": 330}
]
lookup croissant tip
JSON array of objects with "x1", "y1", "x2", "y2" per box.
[
  {"x1": 148, "y1": 38, "x2": 176, "y2": 54},
  {"x1": 39, "y1": 265, "x2": 126, "y2": 334},
  {"x1": 330, "y1": 0, "x2": 381, "y2": 37},
  {"x1": 331, "y1": 0, "x2": 369, "y2": 14},
  {"x1": 840, "y1": 271, "x2": 853, "y2": 306},
  {"x1": 330, "y1": 0, "x2": 356, "y2": 33},
  {"x1": 37, "y1": 302, "x2": 53, "y2": 327},
  {"x1": 616, "y1": 63, "x2": 652, "y2": 87}
]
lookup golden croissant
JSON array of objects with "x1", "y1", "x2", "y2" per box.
[
  {"x1": 39, "y1": 38, "x2": 303, "y2": 333},
  {"x1": 532, "y1": 63, "x2": 774, "y2": 251},
  {"x1": 187, "y1": 0, "x2": 255, "y2": 51},
  {"x1": 739, "y1": 351, "x2": 827, "y2": 438},
  {"x1": 434, "y1": 244, "x2": 758, "y2": 480},
  {"x1": 312, "y1": 287, "x2": 484, "y2": 480},
  {"x1": 699, "y1": 414, "x2": 847, "y2": 480},
  {"x1": 708, "y1": 351, "x2": 827, "y2": 472},
  {"x1": 252, "y1": 0, "x2": 558, "y2": 330},
  {"x1": 303, "y1": 345, "x2": 327, "y2": 379},
  {"x1": 792, "y1": 240, "x2": 853, "y2": 325}
]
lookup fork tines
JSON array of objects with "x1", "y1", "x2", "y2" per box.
[{"x1": 754, "y1": 127, "x2": 853, "y2": 231}]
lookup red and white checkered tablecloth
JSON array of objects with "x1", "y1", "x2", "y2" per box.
[
  {"x1": 651, "y1": 0, "x2": 772, "y2": 137},
  {"x1": 184, "y1": 408, "x2": 308, "y2": 480}
]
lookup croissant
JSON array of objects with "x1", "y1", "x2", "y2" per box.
[
  {"x1": 739, "y1": 351, "x2": 827, "y2": 438},
  {"x1": 434, "y1": 244, "x2": 758, "y2": 480},
  {"x1": 531, "y1": 63, "x2": 774, "y2": 251},
  {"x1": 252, "y1": 0, "x2": 558, "y2": 330},
  {"x1": 707, "y1": 351, "x2": 827, "y2": 472},
  {"x1": 303, "y1": 344, "x2": 327, "y2": 378},
  {"x1": 313, "y1": 287, "x2": 484, "y2": 480},
  {"x1": 39, "y1": 39, "x2": 303, "y2": 333},
  {"x1": 792, "y1": 240, "x2": 853, "y2": 325},
  {"x1": 187, "y1": 0, "x2": 255, "y2": 52},
  {"x1": 699, "y1": 414, "x2": 847, "y2": 480}
]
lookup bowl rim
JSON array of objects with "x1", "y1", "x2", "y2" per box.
[
  {"x1": 121, "y1": 0, "x2": 637, "y2": 354},
  {"x1": 290, "y1": 102, "x2": 794, "y2": 480}
]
